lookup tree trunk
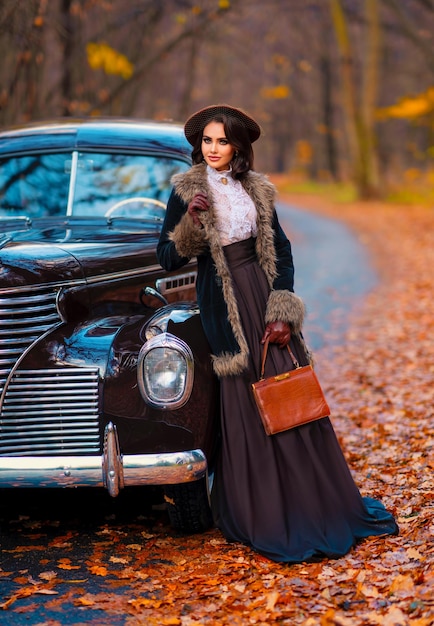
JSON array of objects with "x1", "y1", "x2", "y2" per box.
[
  {"x1": 60, "y1": 0, "x2": 75, "y2": 116},
  {"x1": 319, "y1": 49, "x2": 339, "y2": 180},
  {"x1": 329, "y1": 0, "x2": 381, "y2": 198}
]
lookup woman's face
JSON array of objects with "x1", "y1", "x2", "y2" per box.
[{"x1": 201, "y1": 121, "x2": 235, "y2": 172}]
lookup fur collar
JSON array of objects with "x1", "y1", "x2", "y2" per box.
[
  {"x1": 170, "y1": 164, "x2": 307, "y2": 377},
  {"x1": 171, "y1": 163, "x2": 277, "y2": 376},
  {"x1": 171, "y1": 164, "x2": 278, "y2": 288}
]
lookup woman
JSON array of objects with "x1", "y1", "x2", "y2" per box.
[{"x1": 157, "y1": 104, "x2": 398, "y2": 562}]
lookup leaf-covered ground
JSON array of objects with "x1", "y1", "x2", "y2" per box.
[{"x1": 0, "y1": 198, "x2": 433, "y2": 625}]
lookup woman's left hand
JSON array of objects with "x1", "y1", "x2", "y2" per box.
[{"x1": 261, "y1": 321, "x2": 291, "y2": 348}]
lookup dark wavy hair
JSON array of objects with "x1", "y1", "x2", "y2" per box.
[{"x1": 191, "y1": 113, "x2": 254, "y2": 179}]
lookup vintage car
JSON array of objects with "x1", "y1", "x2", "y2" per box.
[{"x1": 0, "y1": 118, "x2": 219, "y2": 533}]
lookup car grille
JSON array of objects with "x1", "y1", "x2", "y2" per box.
[
  {"x1": 0, "y1": 288, "x2": 61, "y2": 396},
  {"x1": 0, "y1": 368, "x2": 100, "y2": 456},
  {"x1": 0, "y1": 289, "x2": 101, "y2": 456}
]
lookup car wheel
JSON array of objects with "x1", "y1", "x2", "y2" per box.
[{"x1": 163, "y1": 476, "x2": 213, "y2": 534}]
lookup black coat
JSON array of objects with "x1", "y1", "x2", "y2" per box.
[{"x1": 157, "y1": 163, "x2": 306, "y2": 377}]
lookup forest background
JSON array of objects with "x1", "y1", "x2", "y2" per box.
[
  {"x1": 1, "y1": 3, "x2": 433, "y2": 624},
  {"x1": 1, "y1": 0, "x2": 434, "y2": 202}
]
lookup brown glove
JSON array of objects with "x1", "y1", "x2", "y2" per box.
[
  {"x1": 261, "y1": 321, "x2": 291, "y2": 349},
  {"x1": 187, "y1": 193, "x2": 209, "y2": 227}
]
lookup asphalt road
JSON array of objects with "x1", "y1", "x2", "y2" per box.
[
  {"x1": 0, "y1": 203, "x2": 377, "y2": 624},
  {"x1": 276, "y1": 202, "x2": 376, "y2": 350},
  {"x1": 0, "y1": 487, "x2": 164, "y2": 625}
]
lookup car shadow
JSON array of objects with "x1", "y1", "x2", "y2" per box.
[{"x1": 0, "y1": 486, "x2": 169, "y2": 539}]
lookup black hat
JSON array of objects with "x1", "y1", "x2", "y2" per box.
[{"x1": 184, "y1": 103, "x2": 261, "y2": 145}]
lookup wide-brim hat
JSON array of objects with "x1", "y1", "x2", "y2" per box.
[{"x1": 184, "y1": 103, "x2": 261, "y2": 145}]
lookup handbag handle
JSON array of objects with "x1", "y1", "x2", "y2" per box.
[{"x1": 259, "y1": 337, "x2": 300, "y2": 380}]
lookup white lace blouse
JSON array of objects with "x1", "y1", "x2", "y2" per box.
[{"x1": 206, "y1": 165, "x2": 257, "y2": 246}]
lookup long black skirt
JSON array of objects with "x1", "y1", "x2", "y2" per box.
[{"x1": 210, "y1": 237, "x2": 398, "y2": 563}]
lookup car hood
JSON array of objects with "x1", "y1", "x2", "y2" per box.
[
  {"x1": 0, "y1": 242, "x2": 86, "y2": 288},
  {"x1": 0, "y1": 238, "x2": 159, "y2": 289},
  {"x1": 0, "y1": 218, "x2": 161, "y2": 289}
]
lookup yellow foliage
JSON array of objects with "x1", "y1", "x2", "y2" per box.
[
  {"x1": 377, "y1": 87, "x2": 434, "y2": 120},
  {"x1": 272, "y1": 55, "x2": 292, "y2": 73},
  {"x1": 272, "y1": 54, "x2": 289, "y2": 68},
  {"x1": 299, "y1": 60, "x2": 312, "y2": 73},
  {"x1": 404, "y1": 168, "x2": 422, "y2": 182},
  {"x1": 295, "y1": 140, "x2": 313, "y2": 165},
  {"x1": 86, "y1": 42, "x2": 133, "y2": 80},
  {"x1": 219, "y1": 0, "x2": 231, "y2": 9},
  {"x1": 273, "y1": 54, "x2": 285, "y2": 66},
  {"x1": 261, "y1": 85, "x2": 291, "y2": 100}
]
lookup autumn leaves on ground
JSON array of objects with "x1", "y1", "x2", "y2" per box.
[{"x1": 1, "y1": 197, "x2": 433, "y2": 625}]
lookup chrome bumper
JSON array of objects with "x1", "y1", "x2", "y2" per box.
[{"x1": 0, "y1": 422, "x2": 207, "y2": 497}]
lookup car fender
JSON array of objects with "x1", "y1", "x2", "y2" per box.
[
  {"x1": 4, "y1": 304, "x2": 219, "y2": 461},
  {"x1": 104, "y1": 303, "x2": 219, "y2": 460}
]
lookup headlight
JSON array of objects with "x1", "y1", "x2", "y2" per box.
[{"x1": 137, "y1": 332, "x2": 194, "y2": 409}]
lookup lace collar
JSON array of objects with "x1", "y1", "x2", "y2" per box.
[{"x1": 206, "y1": 164, "x2": 234, "y2": 186}]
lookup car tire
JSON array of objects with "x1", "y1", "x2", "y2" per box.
[{"x1": 163, "y1": 476, "x2": 213, "y2": 534}]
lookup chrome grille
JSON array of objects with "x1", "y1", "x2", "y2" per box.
[
  {"x1": 0, "y1": 368, "x2": 100, "y2": 456},
  {"x1": 0, "y1": 288, "x2": 60, "y2": 394},
  {"x1": 156, "y1": 271, "x2": 196, "y2": 296}
]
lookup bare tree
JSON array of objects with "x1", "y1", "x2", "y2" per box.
[
  {"x1": 330, "y1": 0, "x2": 381, "y2": 198},
  {"x1": 382, "y1": 0, "x2": 434, "y2": 74},
  {"x1": 1, "y1": 0, "x2": 433, "y2": 194}
]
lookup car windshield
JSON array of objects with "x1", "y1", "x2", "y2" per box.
[{"x1": 0, "y1": 151, "x2": 189, "y2": 221}]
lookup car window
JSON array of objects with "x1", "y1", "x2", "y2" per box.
[
  {"x1": 0, "y1": 153, "x2": 70, "y2": 218},
  {"x1": 71, "y1": 153, "x2": 188, "y2": 219},
  {"x1": 0, "y1": 151, "x2": 189, "y2": 220}
]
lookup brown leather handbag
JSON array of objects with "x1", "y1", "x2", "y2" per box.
[{"x1": 251, "y1": 338, "x2": 330, "y2": 435}]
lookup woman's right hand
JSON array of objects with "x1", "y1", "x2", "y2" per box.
[
  {"x1": 261, "y1": 321, "x2": 291, "y2": 348},
  {"x1": 187, "y1": 193, "x2": 209, "y2": 227}
]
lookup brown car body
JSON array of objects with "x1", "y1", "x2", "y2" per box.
[{"x1": 0, "y1": 119, "x2": 219, "y2": 532}]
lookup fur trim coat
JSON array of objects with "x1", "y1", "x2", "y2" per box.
[{"x1": 156, "y1": 163, "x2": 306, "y2": 377}]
